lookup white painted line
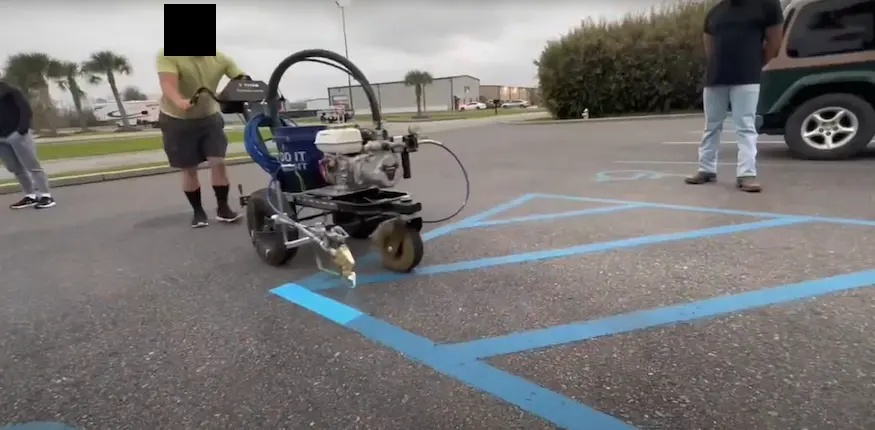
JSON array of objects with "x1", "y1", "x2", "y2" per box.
[
  {"x1": 662, "y1": 140, "x2": 785, "y2": 145},
  {"x1": 686, "y1": 130, "x2": 742, "y2": 134},
  {"x1": 614, "y1": 160, "x2": 875, "y2": 168}
]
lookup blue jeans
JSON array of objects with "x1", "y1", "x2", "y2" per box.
[{"x1": 698, "y1": 84, "x2": 760, "y2": 177}]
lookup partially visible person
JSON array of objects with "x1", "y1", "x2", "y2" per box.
[
  {"x1": 156, "y1": 51, "x2": 247, "y2": 228},
  {"x1": 685, "y1": 0, "x2": 784, "y2": 193},
  {"x1": 0, "y1": 79, "x2": 55, "y2": 209}
]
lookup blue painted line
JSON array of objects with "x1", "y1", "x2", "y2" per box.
[
  {"x1": 440, "y1": 268, "x2": 875, "y2": 360},
  {"x1": 316, "y1": 217, "x2": 807, "y2": 290},
  {"x1": 1, "y1": 424, "x2": 75, "y2": 430},
  {"x1": 429, "y1": 359, "x2": 637, "y2": 430},
  {"x1": 436, "y1": 193, "x2": 537, "y2": 232},
  {"x1": 464, "y1": 204, "x2": 642, "y2": 229},
  {"x1": 271, "y1": 283, "x2": 363, "y2": 324},
  {"x1": 532, "y1": 193, "x2": 875, "y2": 227},
  {"x1": 292, "y1": 194, "x2": 537, "y2": 290},
  {"x1": 272, "y1": 283, "x2": 635, "y2": 430}
]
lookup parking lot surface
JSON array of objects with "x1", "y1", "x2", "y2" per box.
[{"x1": 3, "y1": 117, "x2": 875, "y2": 430}]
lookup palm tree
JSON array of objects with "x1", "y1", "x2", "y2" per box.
[
  {"x1": 3, "y1": 52, "x2": 63, "y2": 135},
  {"x1": 54, "y1": 61, "x2": 101, "y2": 131},
  {"x1": 403, "y1": 69, "x2": 434, "y2": 117},
  {"x1": 82, "y1": 51, "x2": 134, "y2": 129}
]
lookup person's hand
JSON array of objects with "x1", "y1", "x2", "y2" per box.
[{"x1": 174, "y1": 98, "x2": 192, "y2": 111}]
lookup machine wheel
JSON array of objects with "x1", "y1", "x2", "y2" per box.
[
  {"x1": 785, "y1": 93, "x2": 875, "y2": 160},
  {"x1": 332, "y1": 212, "x2": 382, "y2": 239},
  {"x1": 246, "y1": 188, "x2": 299, "y2": 266},
  {"x1": 376, "y1": 225, "x2": 424, "y2": 273}
]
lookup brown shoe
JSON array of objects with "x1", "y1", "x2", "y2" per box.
[
  {"x1": 736, "y1": 176, "x2": 762, "y2": 193},
  {"x1": 684, "y1": 171, "x2": 717, "y2": 185}
]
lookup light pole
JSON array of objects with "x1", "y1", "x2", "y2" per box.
[{"x1": 335, "y1": 0, "x2": 354, "y2": 112}]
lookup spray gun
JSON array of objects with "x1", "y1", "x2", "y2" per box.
[{"x1": 270, "y1": 215, "x2": 358, "y2": 287}]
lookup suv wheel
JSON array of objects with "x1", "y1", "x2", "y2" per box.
[{"x1": 785, "y1": 93, "x2": 875, "y2": 160}]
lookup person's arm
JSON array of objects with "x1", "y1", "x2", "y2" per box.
[
  {"x1": 156, "y1": 53, "x2": 188, "y2": 109},
  {"x1": 703, "y1": 13, "x2": 713, "y2": 60},
  {"x1": 763, "y1": 0, "x2": 785, "y2": 62},
  {"x1": 9, "y1": 86, "x2": 32, "y2": 135},
  {"x1": 220, "y1": 52, "x2": 246, "y2": 80}
]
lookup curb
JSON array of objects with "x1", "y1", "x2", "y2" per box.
[
  {"x1": 505, "y1": 112, "x2": 703, "y2": 125},
  {"x1": 0, "y1": 156, "x2": 254, "y2": 196}
]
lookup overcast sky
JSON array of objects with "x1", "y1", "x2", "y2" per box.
[{"x1": 1, "y1": 0, "x2": 652, "y2": 106}]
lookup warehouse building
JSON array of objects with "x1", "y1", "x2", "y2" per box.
[
  {"x1": 327, "y1": 75, "x2": 481, "y2": 114},
  {"x1": 480, "y1": 85, "x2": 541, "y2": 105}
]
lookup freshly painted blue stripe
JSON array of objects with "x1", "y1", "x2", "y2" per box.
[
  {"x1": 329, "y1": 217, "x2": 806, "y2": 289},
  {"x1": 465, "y1": 204, "x2": 642, "y2": 228},
  {"x1": 1, "y1": 424, "x2": 75, "y2": 430},
  {"x1": 276, "y1": 285, "x2": 636, "y2": 430},
  {"x1": 532, "y1": 193, "x2": 875, "y2": 227},
  {"x1": 346, "y1": 314, "x2": 438, "y2": 353},
  {"x1": 427, "y1": 359, "x2": 637, "y2": 430},
  {"x1": 271, "y1": 283, "x2": 363, "y2": 325},
  {"x1": 441, "y1": 268, "x2": 875, "y2": 360},
  {"x1": 434, "y1": 194, "x2": 537, "y2": 232}
]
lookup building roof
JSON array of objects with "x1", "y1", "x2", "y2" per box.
[{"x1": 327, "y1": 74, "x2": 480, "y2": 90}]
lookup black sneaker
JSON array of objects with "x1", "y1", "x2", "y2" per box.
[
  {"x1": 10, "y1": 196, "x2": 38, "y2": 210},
  {"x1": 35, "y1": 196, "x2": 56, "y2": 209},
  {"x1": 216, "y1": 205, "x2": 242, "y2": 223},
  {"x1": 191, "y1": 210, "x2": 209, "y2": 228}
]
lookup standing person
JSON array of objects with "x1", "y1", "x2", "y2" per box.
[
  {"x1": 685, "y1": 0, "x2": 785, "y2": 192},
  {"x1": 156, "y1": 51, "x2": 246, "y2": 228},
  {"x1": 0, "y1": 80, "x2": 55, "y2": 209}
]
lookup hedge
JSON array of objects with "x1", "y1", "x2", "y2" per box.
[{"x1": 536, "y1": 0, "x2": 714, "y2": 119}]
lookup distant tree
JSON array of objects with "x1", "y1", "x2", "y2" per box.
[
  {"x1": 54, "y1": 61, "x2": 101, "y2": 131},
  {"x1": 3, "y1": 52, "x2": 63, "y2": 135},
  {"x1": 403, "y1": 69, "x2": 434, "y2": 116},
  {"x1": 123, "y1": 86, "x2": 148, "y2": 101},
  {"x1": 82, "y1": 51, "x2": 134, "y2": 129}
]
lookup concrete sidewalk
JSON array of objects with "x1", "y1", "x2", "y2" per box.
[{"x1": 2, "y1": 112, "x2": 548, "y2": 181}]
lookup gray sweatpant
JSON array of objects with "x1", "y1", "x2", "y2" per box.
[{"x1": 0, "y1": 131, "x2": 51, "y2": 196}]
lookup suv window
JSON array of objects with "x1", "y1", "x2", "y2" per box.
[{"x1": 786, "y1": 0, "x2": 875, "y2": 57}]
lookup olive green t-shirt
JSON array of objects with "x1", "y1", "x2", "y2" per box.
[{"x1": 155, "y1": 51, "x2": 245, "y2": 119}]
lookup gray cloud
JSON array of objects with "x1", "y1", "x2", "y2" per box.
[{"x1": 0, "y1": 0, "x2": 654, "y2": 105}]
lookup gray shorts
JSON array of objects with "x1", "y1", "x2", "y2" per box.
[{"x1": 158, "y1": 112, "x2": 228, "y2": 169}]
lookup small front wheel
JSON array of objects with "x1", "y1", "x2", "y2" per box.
[
  {"x1": 376, "y1": 225, "x2": 424, "y2": 273},
  {"x1": 246, "y1": 188, "x2": 299, "y2": 266}
]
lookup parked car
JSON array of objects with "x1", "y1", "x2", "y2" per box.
[
  {"x1": 459, "y1": 101, "x2": 487, "y2": 110},
  {"x1": 757, "y1": 0, "x2": 875, "y2": 160},
  {"x1": 501, "y1": 100, "x2": 530, "y2": 108}
]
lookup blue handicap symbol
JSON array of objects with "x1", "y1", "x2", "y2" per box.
[{"x1": 595, "y1": 169, "x2": 686, "y2": 183}]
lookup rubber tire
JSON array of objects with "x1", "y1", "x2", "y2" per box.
[
  {"x1": 332, "y1": 212, "x2": 382, "y2": 239},
  {"x1": 377, "y1": 227, "x2": 424, "y2": 273},
  {"x1": 246, "y1": 188, "x2": 299, "y2": 266},
  {"x1": 785, "y1": 93, "x2": 875, "y2": 160}
]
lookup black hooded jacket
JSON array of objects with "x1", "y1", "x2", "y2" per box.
[{"x1": 0, "y1": 81, "x2": 33, "y2": 137}]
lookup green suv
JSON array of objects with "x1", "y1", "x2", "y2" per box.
[{"x1": 757, "y1": 0, "x2": 875, "y2": 160}]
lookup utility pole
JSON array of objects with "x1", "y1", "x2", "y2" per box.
[{"x1": 335, "y1": 0, "x2": 354, "y2": 112}]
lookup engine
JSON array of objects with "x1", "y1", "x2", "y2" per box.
[{"x1": 315, "y1": 128, "x2": 402, "y2": 190}]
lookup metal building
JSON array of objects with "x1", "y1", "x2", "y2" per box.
[
  {"x1": 327, "y1": 75, "x2": 481, "y2": 114},
  {"x1": 480, "y1": 85, "x2": 541, "y2": 105}
]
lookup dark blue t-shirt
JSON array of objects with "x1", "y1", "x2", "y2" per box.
[{"x1": 704, "y1": 0, "x2": 784, "y2": 87}]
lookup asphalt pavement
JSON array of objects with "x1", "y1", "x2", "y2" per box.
[{"x1": 3, "y1": 116, "x2": 875, "y2": 430}]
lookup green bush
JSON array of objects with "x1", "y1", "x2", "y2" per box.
[{"x1": 536, "y1": 0, "x2": 714, "y2": 119}]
